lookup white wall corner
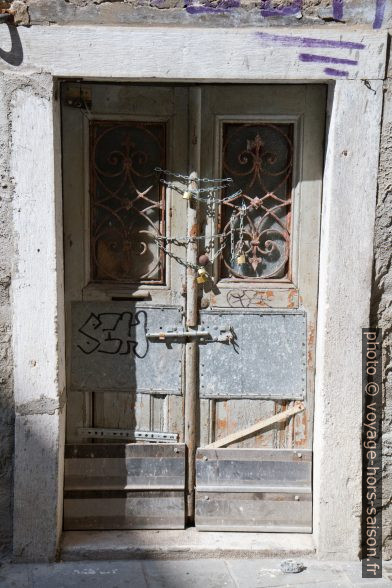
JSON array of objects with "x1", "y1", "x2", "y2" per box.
[{"x1": 313, "y1": 79, "x2": 384, "y2": 560}]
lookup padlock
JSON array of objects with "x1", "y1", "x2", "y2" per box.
[
  {"x1": 182, "y1": 191, "x2": 192, "y2": 200},
  {"x1": 237, "y1": 254, "x2": 246, "y2": 265},
  {"x1": 196, "y1": 267, "x2": 208, "y2": 284}
]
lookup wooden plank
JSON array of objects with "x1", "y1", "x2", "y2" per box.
[
  {"x1": 206, "y1": 402, "x2": 304, "y2": 448},
  {"x1": 64, "y1": 490, "x2": 185, "y2": 530},
  {"x1": 1, "y1": 27, "x2": 386, "y2": 80},
  {"x1": 195, "y1": 491, "x2": 312, "y2": 533},
  {"x1": 213, "y1": 399, "x2": 276, "y2": 449}
]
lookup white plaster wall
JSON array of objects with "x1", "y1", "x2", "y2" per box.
[
  {"x1": 0, "y1": 24, "x2": 386, "y2": 561},
  {"x1": 10, "y1": 79, "x2": 65, "y2": 561},
  {"x1": 314, "y1": 79, "x2": 384, "y2": 559}
]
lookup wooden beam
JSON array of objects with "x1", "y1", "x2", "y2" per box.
[{"x1": 205, "y1": 402, "x2": 305, "y2": 449}]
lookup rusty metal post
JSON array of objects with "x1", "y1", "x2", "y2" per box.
[{"x1": 184, "y1": 87, "x2": 201, "y2": 521}]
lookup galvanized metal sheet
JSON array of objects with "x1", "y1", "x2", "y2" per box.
[
  {"x1": 196, "y1": 448, "x2": 311, "y2": 493},
  {"x1": 199, "y1": 310, "x2": 306, "y2": 399},
  {"x1": 65, "y1": 443, "x2": 186, "y2": 490},
  {"x1": 195, "y1": 448, "x2": 312, "y2": 532},
  {"x1": 64, "y1": 443, "x2": 186, "y2": 530},
  {"x1": 71, "y1": 302, "x2": 183, "y2": 394},
  {"x1": 195, "y1": 491, "x2": 312, "y2": 533},
  {"x1": 64, "y1": 490, "x2": 185, "y2": 530}
]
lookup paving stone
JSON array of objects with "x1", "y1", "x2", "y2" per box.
[
  {"x1": 31, "y1": 561, "x2": 147, "y2": 588},
  {"x1": 337, "y1": 562, "x2": 392, "y2": 587},
  {"x1": 0, "y1": 564, "x2": 30, "y2": 588},
  {"x1": 141, "y1": 559, "x2": 235, "y2": 588},
  {"x1": 226, "y1": 559, "x2": 350, "y2": 588}
]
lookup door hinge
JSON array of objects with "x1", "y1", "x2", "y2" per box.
[{"x1": 64, "y1": 84, "x2": 92, "y2": 109}]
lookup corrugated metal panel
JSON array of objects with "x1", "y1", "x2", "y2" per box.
[
  {"x1": 195, "y1": 448, "x2": 312, "y2": 532},
  {"x1": 64, "y1": 443, "x2": 186, "y2": 530},
  {"x1": 199, "y1": 310, "x2": 306, "y2": 400},
  {"x1": 71, "y1": 303, "x2": 183, "y2": 394}
]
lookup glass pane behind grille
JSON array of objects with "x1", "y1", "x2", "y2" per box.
[
  {"x1": 221, "y1": 123, "x2": 293, "y2": 280},
  {"x1": 90, "y1": 121, "x2": 166, "y2": 284}
]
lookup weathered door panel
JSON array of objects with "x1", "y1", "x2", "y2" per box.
[
  {"x1": 63, "y1": 83, "x2": 189, "y2": 528},
  {"x1": 64, "y1": 443, "x2": 186, "y2": 530},
  {"x1": 195, "y1": 448, "x2": 312, "y2": 532}
]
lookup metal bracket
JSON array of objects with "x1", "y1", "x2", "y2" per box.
[
  {"x1": 78, "y1": 427, "x2": 178, "y2": 443},
  {"x1": 147, "y1": 325, "x2": 233, "y2": 343},
  {"x1": 64, "y1": 84, "x2": 92, "y2": 109}
]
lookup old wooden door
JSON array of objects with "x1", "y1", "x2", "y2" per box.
[
  {"x1": 194, "y1": 85, "x2": 325, "y2": 532},
  {"x1": 62, "y1": 83, "x2": 325, "y2": 532},
  {"x1": 62, "y1": 83, "x2": 190, "y2": 529}
]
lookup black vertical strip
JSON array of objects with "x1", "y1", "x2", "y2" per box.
[{"x1": 362, "y1": 328, "x2": 382, "y2": 578}]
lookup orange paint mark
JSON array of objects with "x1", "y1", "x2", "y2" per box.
[
  {"x1": 288, "y1": 288, "x2": 298, "y2": 309},
  {"x1": 307, "y1": 322, "x2": 315, "y2": 367},
  {"x1": 189, "y1": 223, "x2": 199, "y2": 237}
]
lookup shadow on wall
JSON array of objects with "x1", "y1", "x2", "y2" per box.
[{"x1": 0, "y1": 24, "x2": 23, "y2": 66}]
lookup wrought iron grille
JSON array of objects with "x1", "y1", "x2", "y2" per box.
[
  {"x1": 220, "y1": 122, "x2": 294, "y2": 280},
  {"x1": 90, "y1": 121, "x2": 166, "y2": 284}
]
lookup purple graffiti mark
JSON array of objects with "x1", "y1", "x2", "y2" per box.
[
  {"x1": 323, "y1": 67, "x2": 349, "y2": 78},
  {"x1": 373, "y1": 0, "x2": 386, "y2": 29},
  {"x1": 185, "y1": 0, "x2": 239, "y2": 14},
  {"x1": 332, "y1": 0, "x2": 344, "y2": 21},
  {"x1": 256, "y1": 32, "x2": 365, "y2": 51},
  {"x1": 260, "y1": 0, "x2": 302, "y2": 17},
  {"x1": 299, "y1": 53, "x2": 358, "y2": 66}
]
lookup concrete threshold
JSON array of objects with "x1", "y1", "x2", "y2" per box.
[{"x1": 61, "y1": 529, "x2": 316, "y2": 561}]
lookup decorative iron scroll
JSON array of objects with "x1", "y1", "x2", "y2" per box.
[
  {"x1": 90, "y1": 121, "x2": 166, "y2": 284},
  {"x1": 221, "y1": 123, "x2": 294, "y2": 280}
]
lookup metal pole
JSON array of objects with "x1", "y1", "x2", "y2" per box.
[{"x1": 184, "y1": 87, "x2": 201, "y2": 522}]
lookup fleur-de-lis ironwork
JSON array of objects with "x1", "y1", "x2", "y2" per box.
[
  {"x1": 221, "y1": 123, "x2": 293, "y2": 280},
  {"x1": 90, "y1": 121, "x2": 166, "y2": 284}
]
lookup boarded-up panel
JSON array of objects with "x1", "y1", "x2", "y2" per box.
[
  {"x1": 199, "y1": 310, "x2": 306, "y2": 400},
  {"x1": 64, "y1": 443, "x2": 185, "y2": 530},
  {"x1": 64, "y1": 491, "x2": 184, "y2": 530},
  {"x1": 71, "y1": 303, "x2": 183, "y2": 394},
  {"x1": 195, "y1": 491, "x2": 311, "y2": 533},
  {"x1": 195, "y1": 448, "x2": 312, "y2": 532}
]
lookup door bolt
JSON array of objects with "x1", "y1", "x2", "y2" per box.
[
  {"x1": 203, "y1": 455, "x2": 208, "y2": 461},
  {"x1": 294, "y1": 495, "x2": 300, "y2": 501}
]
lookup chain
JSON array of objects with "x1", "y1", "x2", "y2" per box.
[
  {"x1": 155, "y1": 240, "x2": 199, "y2": 271},
  {"x1": 155, "y1": 167, "x2": 233, "y2": 185},
  {"x1": 211, "y1": 235, "x2": 228, "y2": 263},
  {"x1": 160, "y1": 180, "x2": 242, "y2": 203},
  {"x1": 155, "y1": 233, "x2": 227, "y2": 244},
  {"x1": 230, "y1": 213, "x2": 235, "y2": 264},
  {"x1": 237, "y1": 202, "x2": 246, "y2": 255}
]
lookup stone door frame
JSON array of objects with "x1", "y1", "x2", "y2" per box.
[{"x1": 1, "y1": 24, "x2": 386, "y2": 561}]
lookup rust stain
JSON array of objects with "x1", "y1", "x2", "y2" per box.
[
  {"x1": 307, "y1": 322, "x2": 315, "y2": 367},
  {"x1": 210, "y1": 295, "x2": 217, "y2": 307},
  {"x1": 288, "y1": 288, "x2": 298, "y2": 309},
  {"x1": 216, "y1": 418, "x2": 228, "y2": 433},
  {"x1": 189, "y1": 223, "x2": 199, "y2": 237},
  {"x1": 293, "y1": 409, "x2": 308, "y2": 448}
]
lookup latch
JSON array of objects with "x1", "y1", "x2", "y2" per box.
[
  {"x1": 64, "y1": 84, "x2": 92, "y2": 109},
  {"x1": 147, "y1": 325, "x2": 233, "y2": 343}
]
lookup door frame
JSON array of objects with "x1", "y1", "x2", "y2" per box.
[{"x1": 7, "y1": 24, "x2": 386, "y2": 561}]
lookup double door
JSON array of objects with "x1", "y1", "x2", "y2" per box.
[{"x1": 62, "y1": 82, "x2": 325, "y2": 531}]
